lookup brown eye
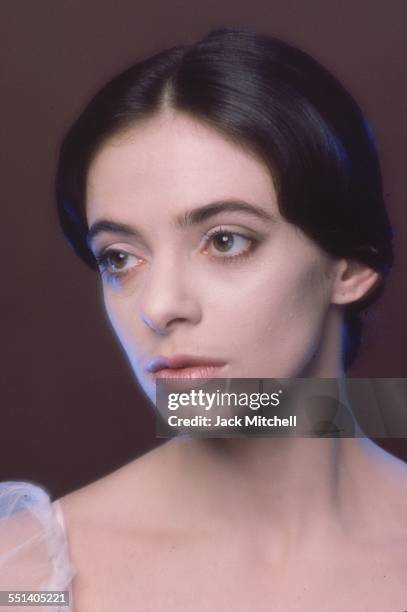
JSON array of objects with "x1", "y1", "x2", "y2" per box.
[
  {"x1": 95, "y1": 249, "x2": 142, "y2": 280},
  {"x1": 202, "y1": 229, "x2": 254, "y2": 259},
  {"x1": 107, "y1": 251, "x2": 128, "y2": 269},
  {"x1": 213, "y1": 233, "x2": 235, "y2": 252}
]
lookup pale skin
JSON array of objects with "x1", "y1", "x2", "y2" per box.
[{"x1": 58, "y1": 109, "x2": 407, "y2": 611}]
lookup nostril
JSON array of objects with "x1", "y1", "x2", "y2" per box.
[{"x1": 141, "y1": 314, "x2": 170, "y2": 336}]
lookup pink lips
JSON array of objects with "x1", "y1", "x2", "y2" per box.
[{"x1": 146, "y1": 354, "x2": 227, "y2": 379}]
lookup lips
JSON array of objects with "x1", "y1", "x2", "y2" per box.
[
  {"x1": 146, "y1": 354, "x2": 227, "y2": 378},
  {"x1": 153, "y1": 365, "x2": 226, "y2": 380}
]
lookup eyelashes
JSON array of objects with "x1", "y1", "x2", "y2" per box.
[{"x1": 94, "y1": 227, "x2": 260, "y2": 285}]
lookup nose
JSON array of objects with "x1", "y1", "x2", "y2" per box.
[{"x1": 140, "y1": 257, "x2": 201, "y2": 336}]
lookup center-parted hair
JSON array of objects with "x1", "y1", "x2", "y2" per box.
[{"x1": 56, "y1": 26, "x2": 394, "y2": 370}]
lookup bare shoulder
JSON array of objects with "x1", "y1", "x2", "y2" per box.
[
  {"x1": 359, "y1": 441, "x2": 407, "y2": 563},
  {"x1": 372, "y1": 441, "x2": 407, "y2": 507},
  {"x1": 57, "y1": 440, "x2": 176, "y2": 531},
  {"x1": 364, "y1": 440, "x2": 407, "y2": 522},
  {"x1": 53, "y1": 438, "x2": 407, "y2": 612},
  {"x1": 55, "y1": 441, "x2": 182, "y2": 611},
  {"x1": 366, "y1": 446, "x2": 407, "y2": 605}
]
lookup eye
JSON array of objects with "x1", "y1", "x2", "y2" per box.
[
  {"x1": 201, "y1": 227, "x2": 255, "y2": 260},
  {"x1": 94, "y1": 249, "x2": 142, "y2": 281}
]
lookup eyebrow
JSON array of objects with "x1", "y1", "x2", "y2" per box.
[{"x1": 86, "y1": 199, "x2": 277, "y2": 248}]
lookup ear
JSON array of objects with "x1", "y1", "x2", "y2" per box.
[{"x1": 330, "y1": 259, "x2": 382, "y2": 306}]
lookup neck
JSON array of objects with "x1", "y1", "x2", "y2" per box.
[
  {"x1": 165, "y1": 307, "x2": 376, "y2": 554},
  {"x1": 169, "y1": 433, "x2": 387, "y2": 559},
  {"x1": 300, "y1": 304, "x2": 346, "y2": 379}
]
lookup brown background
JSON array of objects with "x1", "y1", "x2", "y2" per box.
[{"x1": 1, "y1": 0, "x2": 406, "y2": 499}]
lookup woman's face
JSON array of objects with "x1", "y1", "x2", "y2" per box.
[{"x1": 86, "y1": 110, "x2": 339, "y2": 404}]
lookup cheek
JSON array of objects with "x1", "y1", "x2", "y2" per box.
[
  {"x1": 266, "y1": 269, "x2": 330, "y2": 371},
  {"x1": 208, "y1": 255, "x2": 331, "y2": 374},
  {"x1": 101, "y1": 290, "x2": 139, "y2": 356},
  {"x1": 209, "y1": 254, "x2": 328, "y2": 325}
]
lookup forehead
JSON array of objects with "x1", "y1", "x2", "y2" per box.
[{"x1": 85, "y1": 110, "x2": 279, "y2": 224}]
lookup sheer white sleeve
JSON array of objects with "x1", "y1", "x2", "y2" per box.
[{"x1": 0, "y1": 481, "x2": 76, "y2": 611}]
